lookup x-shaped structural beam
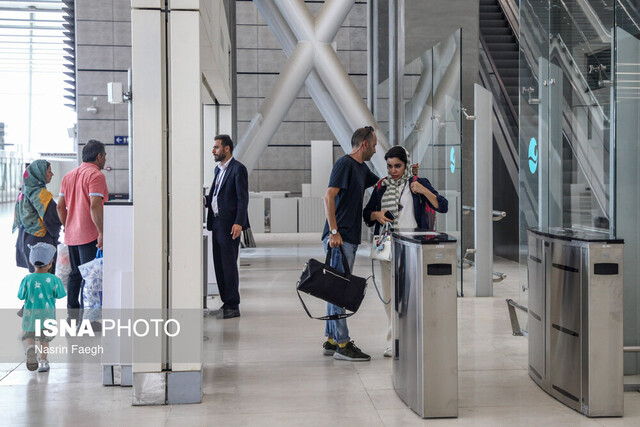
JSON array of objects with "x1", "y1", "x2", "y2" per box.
[{"x1": 235, "y1": 0, "x2": 390, "y2": 177}]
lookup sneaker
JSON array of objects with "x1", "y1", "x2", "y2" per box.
[
  {"x1": 322, "y1": 341, "x2": 337, "y2": 356},
  {"x1": 26, "y1": 346, "x2": 37, "y2": 371},
  {"x1": 383, "y1": 346, "x2": 393, "y2": 358},
  {"x1": 37, "y1": 360, "x2": 50, "y2": 373},
  {"x1": 333, "y1": 341, "x2": 371, "y2": 362}
]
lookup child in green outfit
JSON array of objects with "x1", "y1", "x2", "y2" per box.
[{"x1": 18, "y1": 242, "x2": 66, "y2": 372}]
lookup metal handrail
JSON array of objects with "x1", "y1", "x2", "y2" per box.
[
  {"x1": 478, "y1": 34, "x2": 519, "y2": 124},
  {"x1": 498, "y1": 0, "x2": 519, "y2": 40},
  {"x1": 506, "y1": 299, "x2": 527, "y2": 336}
]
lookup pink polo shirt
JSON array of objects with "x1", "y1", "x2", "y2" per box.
[{"x1": 60, "y1": 162, "x2": 109, "y2": 246}]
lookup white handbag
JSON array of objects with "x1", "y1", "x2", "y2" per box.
[{"x1": 370, "y1": 222, "x2": 392, "y2": 261}]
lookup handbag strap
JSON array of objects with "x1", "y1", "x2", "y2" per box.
[
  {"x1": 324, "y1": 245, "x2": 351, "y2": 277},
  {"x1": 374, "y1": 222, "x2": 392, "y2": 250},
  {"x1": 296, "y1": 284, "x2": 356, "y2": 320}
]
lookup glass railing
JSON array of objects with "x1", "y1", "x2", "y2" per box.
[
  {"x1": 518, "y1": 1, "x2": 640, "y2": 351},
  {"x1": 0, "y1": 151, "x2": 33, "y2": 204}
]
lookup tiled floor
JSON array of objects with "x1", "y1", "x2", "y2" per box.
[{"x1": 1, "y1": 211, "x2": 639, "y2": 425}]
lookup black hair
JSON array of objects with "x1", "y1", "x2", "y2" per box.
[
  {"x1": 384, "y1": 146, "x2": 408, "y2": 165},
  {"x1": 215, "y1": 134, "x2": 234, "y2": 153},
  {"x1": 351, "y1": 126, "x2": 375, "y2": 148},
  {"x1": 82, "y1": 139, "x2": 106, "y2": 162},
  {"x1": 33, "y1": 261, "x2": 46, "y2": 267}
]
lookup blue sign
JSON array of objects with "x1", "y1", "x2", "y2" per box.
[
  {"x1": 528, "y1": 137, "x2": 538, "y2": 174},
  {"x1": 450, "y1": 147, "x2": 456, "y2": 174},
  {"x1": 114, "y1": 136, "x2": 129, "y2": 145}
]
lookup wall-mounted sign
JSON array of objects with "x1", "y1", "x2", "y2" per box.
[
  {"x1": 528, "y1": 137, "x2": 538, "y2": 174},
  {"x1": 114, "y1": 136, "x2": 129, "y2": 145},
  {"x1": 450, "y1": 147, "x2": 456, "y2": 174}
]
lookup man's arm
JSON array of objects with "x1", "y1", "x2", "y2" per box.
[
  {"x1": 90, "y1": 196, "x2": 104, "y2": 249},
  {"x1": 57, "y1": 196, "x2": 67, "y2": 227},
  {"x1": 231, "y1": 165, "x2": 249, "y2": 240},
  {"x1": 323, "y1": 187, "x2": 342, "y2": 247}
]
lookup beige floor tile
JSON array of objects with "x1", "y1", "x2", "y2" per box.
[{"x1": 0, "y1": 223, "x2": 638, "y2": 426}]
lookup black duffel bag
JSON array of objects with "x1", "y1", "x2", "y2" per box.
[{"x1": 296, "y1": 245, "x2": 368, "y2": 320}]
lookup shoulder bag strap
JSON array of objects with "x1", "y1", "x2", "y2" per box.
[{"x1": 296, "y1": 285, "x2": 355, "y2": 320}]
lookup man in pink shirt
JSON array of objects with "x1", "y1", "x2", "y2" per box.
[{"x1": 57, "y1": 140, "x2": 108, "y2": 322}]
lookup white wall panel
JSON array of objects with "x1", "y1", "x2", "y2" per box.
[
  {"x1": 270, "y1": 198, "x2": 298, "y2": 233},
  {"x1": 311, "y1": 140, "x2": 333, "y2": 198},
  {"x1": 298, "y1": 197, "x2": 324, "y2": 232}
]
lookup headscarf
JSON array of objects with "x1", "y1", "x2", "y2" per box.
[
  {"x1": 380, "y1": 148, "x2": 412, "y2": 226},
  {"x1": 12, "y1": 159, "x2": 53, "y2": 237}
]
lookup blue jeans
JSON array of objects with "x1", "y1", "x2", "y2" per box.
[{"x1": 322, "y1": 239, "x2": 358, "y2": 344}]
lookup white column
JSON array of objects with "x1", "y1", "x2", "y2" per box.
[
  {"x1": 131, "y1": 0, "x2": 210, "y2": 405},
  {"x1": 474, "y1": 84, "x2": 493, "y2": 297},
  {"x1": 168, "y1": 9, "x2": 203, "y2": 378},
  {"x1": 131, "y1": 4, "x2": 168, "y2": 405}
]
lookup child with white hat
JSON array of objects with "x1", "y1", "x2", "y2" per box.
[{"x1": 18, "y1": 242, "x2": 66, "y2": 372}]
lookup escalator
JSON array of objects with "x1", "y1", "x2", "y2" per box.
[
  {"x1": 479, "y1": 0, "x2": 522, "y2": 261},
  {"x1": 480, "y1": 0, "x2": 520, "y2": 115}
]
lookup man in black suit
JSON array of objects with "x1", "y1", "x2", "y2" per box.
[{"x1": 205, "y1": 135, "x2": 249, "y2": 319}]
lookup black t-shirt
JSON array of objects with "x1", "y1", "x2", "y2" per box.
[{"x1": 322, "y1": 155, "x2": 379, "y2": 244}]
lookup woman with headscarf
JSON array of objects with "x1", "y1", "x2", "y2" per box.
[
  {"x1": 363, "y1": 146, "x2": 448, "y2": 357},
  {"x1": 13, "y1": 159, "x2": 62, "y2": 273}
]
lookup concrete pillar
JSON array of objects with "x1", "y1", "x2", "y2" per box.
[
  {"x1": 474, "y1": 84, "x2": 493, "y2": 297},
  {"x1": 131, "y1": 0, "x2": 211, "y2": 405}
]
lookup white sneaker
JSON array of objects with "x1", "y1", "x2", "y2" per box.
[
  {"x1": 37, "y1": 360, "x2": 50, "y2": 372},
  {"x1": 383, "y1": 346, "x2": 393, "y2": 357}
]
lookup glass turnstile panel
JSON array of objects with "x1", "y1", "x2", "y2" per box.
[
  {"x1": 403, "y1": 30, "x2": 462, "y2": 295},
  {"x1": 519, "y1": 0, "x2": 617, "y2": 321}
]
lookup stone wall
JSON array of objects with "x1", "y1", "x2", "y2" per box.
[{"x1": 75, "y1": 0, "x2": 131, "y2": 197}]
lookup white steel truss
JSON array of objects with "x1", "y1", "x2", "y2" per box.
[{"x1": 235, "y1": 0, "x2": 390, "y2": 176}]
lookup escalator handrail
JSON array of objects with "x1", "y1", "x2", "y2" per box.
[
  {"x1": 479, "y1": 33, "x2": 519, "y2": 123},
  {"x1": 498, "y1": 0, "x2": 520, "y2": 41}
]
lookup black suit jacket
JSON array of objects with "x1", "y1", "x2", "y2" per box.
[{"x1": 206, "y1": 158, "x2": 250, "y2": 231}]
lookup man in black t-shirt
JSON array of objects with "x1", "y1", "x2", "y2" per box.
[{"x1": 321, "y1": 126, "x2": 379, "y2": 362}]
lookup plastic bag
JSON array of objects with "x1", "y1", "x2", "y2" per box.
[
  {"x1": 55, "y1": 243, "x2": 72, "y2": 290},
  {"x1": 79, "y1": 249, "x2": 103, "y2": 322}
]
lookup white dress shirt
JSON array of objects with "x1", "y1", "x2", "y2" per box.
[{"x1": 212, "y1": 156, "x2": 233, "y2": 215}]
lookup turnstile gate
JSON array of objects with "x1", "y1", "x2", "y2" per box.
[
  {"x1": 392, "y1": 230, "x2": 458, "y2": 418},
  {"x1": 527, "y1": 227, "x2": 624, "y2": 417}
]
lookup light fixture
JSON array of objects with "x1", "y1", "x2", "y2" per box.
[{"x1": 86, "y1": 96, "x2": 98, "y2": 114}]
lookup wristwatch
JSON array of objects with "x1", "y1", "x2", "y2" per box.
[{"x1": 330, "y1": 228, "x2": 338, "y2": 235}]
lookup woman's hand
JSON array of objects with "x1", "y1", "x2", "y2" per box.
[
  {"x1": 411, "y1": 181, "x2": 440, "y2": 209},
  {"x1": 371, "y1": 210, "x2": 392, "y2": 225},
  {"x1": 411, "y1": 163, "x2": 419, "y2": 176},
  {"x1": 410, "y1": 181, "x2": 429, "y2": 196}
]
